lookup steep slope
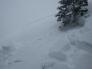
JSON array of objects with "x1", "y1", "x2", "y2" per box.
[{"x1": 0, "y1": 0, "x2": 92, "y2": 69}]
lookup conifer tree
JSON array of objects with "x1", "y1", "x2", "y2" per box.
[{"x1": 56, "y1": 0, "x2": 88, "y2": 27}]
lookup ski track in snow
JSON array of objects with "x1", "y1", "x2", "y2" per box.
[{"x1": 0, "y1": 0, "x2": 92, "y2": 69}]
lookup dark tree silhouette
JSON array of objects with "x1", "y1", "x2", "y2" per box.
[{"x1": 56, "y1": 0, "x2": 88, "y2": 27}]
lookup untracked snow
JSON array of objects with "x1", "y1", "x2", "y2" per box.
[{"x1": 0, "y1": 0, "x2": 92, "y2": 69}]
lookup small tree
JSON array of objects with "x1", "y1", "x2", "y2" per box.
[{"x1": 56, "y1": 0, "x2": 88, "y2": 27}]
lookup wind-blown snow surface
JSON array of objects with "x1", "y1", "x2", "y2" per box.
[{"x1": 0, "y1": 0, "x2": 92, "y2": 69}]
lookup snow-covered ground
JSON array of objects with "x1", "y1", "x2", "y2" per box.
[{"x1": 0, "y1": 0, "x2": 92, "y2": 69}]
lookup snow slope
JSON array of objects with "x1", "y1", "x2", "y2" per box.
[
  {"x1": 0, "y1": 0, "x2": 58, "y2": 39},
  {"x1": 0, "y1": 0, "x2": 92, "y2": 69}
]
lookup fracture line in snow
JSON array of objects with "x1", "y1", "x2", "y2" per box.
[{"x1": 26, "y1": 14, "x2": 55, "y2": 25}]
